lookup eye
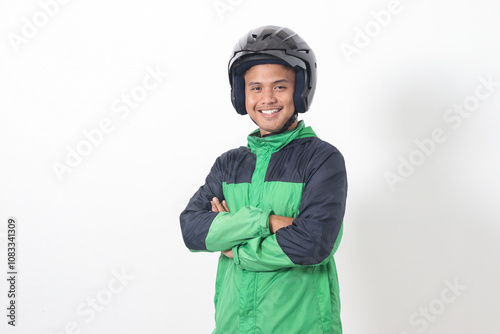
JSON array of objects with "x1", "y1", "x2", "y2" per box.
[{"x1": 250, "y1": 86, "x2": 261, "y2": 91}]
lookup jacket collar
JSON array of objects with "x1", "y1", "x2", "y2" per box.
[{"x1": 247, "y1": 121, "x2": 317, "y2": 153}]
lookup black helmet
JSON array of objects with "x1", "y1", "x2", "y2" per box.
[{"x1": 228, "y1": 25, "x2": 317, "y2": 115}]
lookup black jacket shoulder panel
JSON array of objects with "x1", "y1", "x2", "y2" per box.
[
  {"x1": 218, "y1": 146, "x2": 256, "y2": 185},
  {"x1": 266, "y1": 136, "x2": 342, "y2": 183}
]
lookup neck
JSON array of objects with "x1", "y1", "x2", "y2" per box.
[{"x1": 260, "y1": 120, "x2": 298, "y2": 137}]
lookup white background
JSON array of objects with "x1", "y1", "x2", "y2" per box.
[{"x1": 1, "y1": 0, "x2": 499, "y2": 333}]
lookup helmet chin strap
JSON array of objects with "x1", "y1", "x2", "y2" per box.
[{"x1": 261, "y1": 110, "x2": 299, "y2": 137}]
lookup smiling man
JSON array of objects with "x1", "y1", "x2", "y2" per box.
[
  {"x1": 245, "y1": 63, "x2": 297, "y2": 135},
  {"x1": 180, "y1": 26, "x2": 348, "y2": 333}
]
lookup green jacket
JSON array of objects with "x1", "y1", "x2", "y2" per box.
[{"x1": 181, "y1": 121, "x2": 347, "y2": 333}]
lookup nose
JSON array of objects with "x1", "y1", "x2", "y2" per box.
[{"x1": 261, "y1": 87, "x2": 277, "y2": 105}]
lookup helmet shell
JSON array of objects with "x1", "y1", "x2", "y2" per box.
[{"x1": 228, "y1": 25, "x2": 317, "y2": 115}]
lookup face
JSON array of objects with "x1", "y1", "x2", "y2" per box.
[{"x1": 244, "y1": 64, "x2": 297, "y2": 136}]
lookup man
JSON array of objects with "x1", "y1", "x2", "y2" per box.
[{"x1": 180, "y1": 25, "x2": 347, "y2": 333}]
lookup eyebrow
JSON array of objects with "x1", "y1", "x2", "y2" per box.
[{"x1": 247, "y1": 79, "x2": 290, "y2": 86}]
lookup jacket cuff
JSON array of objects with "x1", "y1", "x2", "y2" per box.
[
  {"x1": 259, "y1": 209, "x2": 272, "y2": 237},
  {"x1": 232, "y1": 245, "x2": 242, "y2": 268}
]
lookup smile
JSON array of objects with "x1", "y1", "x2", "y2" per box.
[{"x1": 259, "y1": 108, "x2": 281, "y2": 115}]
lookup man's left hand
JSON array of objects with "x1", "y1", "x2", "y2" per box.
[{"x1": 211, "y1": 197, "x2": 229, "y2": 213}]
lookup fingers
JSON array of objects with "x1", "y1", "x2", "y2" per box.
[
  {"x1": 222, "y1": 200, "x2": 230, "y2": 212},
  {"x1": 213, "y1": 197, "x2": 224, "y2": 212},
  {"x1": 211, "y1": 197, "x2": 229, "y2": 213},
  {"x1": 211, "y1": 200, "x2": 218, "y2": 212}
]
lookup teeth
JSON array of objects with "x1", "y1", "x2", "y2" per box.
[{"x1": 261, "y1": 109, "x2": 279, "y2": 115}]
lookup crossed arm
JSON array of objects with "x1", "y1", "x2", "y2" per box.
[
  {"x1": 180, "y1": 147, "x2": 347, "y2": 271},
  {"x1": 210, "y1": 197, "x2": 294, "y2": 258}
]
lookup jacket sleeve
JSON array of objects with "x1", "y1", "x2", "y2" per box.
[
  {"x1": 232, "y1": 148, "x2": 347, "y2": 272},
  {"x1": 180, "y1": 152, "x2": 272, "y2": 252}
]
